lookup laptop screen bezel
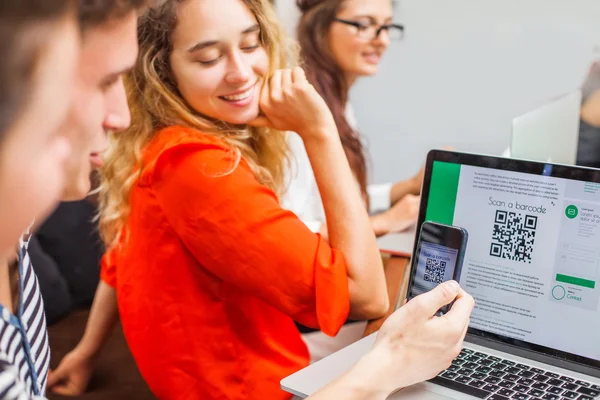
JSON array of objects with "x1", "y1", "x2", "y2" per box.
[{"x1": 412, "y1": 149, "x2": 600, "y2": 370}]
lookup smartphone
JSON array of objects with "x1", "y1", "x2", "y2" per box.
[{"x1": 407, "y1": 221, "x2": 469, "y2": 314}]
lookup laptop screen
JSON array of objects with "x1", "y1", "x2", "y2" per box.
[{"x1": 417, "y1": 150, "x2": 600, "y2": 369}]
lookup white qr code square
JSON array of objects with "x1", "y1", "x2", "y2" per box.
[
  {"x1": 490, "y1": 210, "x2": 537, "y2": 263},
  {"x1": 424, "y1": 258, "x2": 446, "y2": 283}
]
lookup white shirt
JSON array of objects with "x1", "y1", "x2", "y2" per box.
[{"x1": 282, "y1": 105, "x2": 392, "y2": 232}]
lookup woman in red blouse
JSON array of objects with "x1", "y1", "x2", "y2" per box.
[{"x1": 81, "y1": 0, "x2": 386, "y2": 398}]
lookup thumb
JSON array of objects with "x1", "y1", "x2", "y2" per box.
[
  {"x1": 247, "y1": 115, "x2": 271, "y2": 128},
  {"x1": 47, "y1": 368, "x2": 62, "y2": 387},
  {"x1": 409, "y1": 280, "x2": 460, "y2": 319},
  {"x1": 52, "y1": 384, "x2": 76, "y2": 396}
]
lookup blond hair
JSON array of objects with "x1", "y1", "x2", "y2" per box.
[{"x1": 99, "y1": 0, "x2": 296, "y2": 248}]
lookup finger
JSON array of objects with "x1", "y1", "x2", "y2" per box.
[
  {"x1": 281, "y1": 69, "x2": 293, "y2": 93},
  {"x1": 443, "y1": 288, "x2": 475, "y2": 328},
  {"x1": 292, "y1": 66, "x2": 307, "y2": 84},
  {"x1": 247, "y1": 115, "x2": 271, "y2": 128},
  {"x1": 47, "y1": 369, "x2": 63, "y2": 387},
  {"x1": 270, "y1": 70, "x2": 283, "y2": 101},
  {"x1": 51, "y1": 384, "x2": 76, "y2": 396},
  {"x1": 408, "y1": 280, "x2": 461, "y2": 320}
]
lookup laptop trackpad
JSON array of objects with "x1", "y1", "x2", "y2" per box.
[{"x1": 389, "y1": 382, "x2": 454, "y2": 399}]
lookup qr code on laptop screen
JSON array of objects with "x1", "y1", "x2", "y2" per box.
[
  {"x1": 424, "y1": 258, "x2": 446, "y2": 283},
  {"x1": 490, "y1": 210, "x2": 537, "y2": 263}
]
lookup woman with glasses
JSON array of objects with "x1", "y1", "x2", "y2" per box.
[
  {"x1": 287, "y1": 0, "x2": 423, "y2": 362},
  {"x1": 285, "y1": 0, "x2": 421, "y2": 240}
]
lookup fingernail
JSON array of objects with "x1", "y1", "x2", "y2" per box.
[{"x1": 448, "y1": 280, "x2": 460, "y2": 291}]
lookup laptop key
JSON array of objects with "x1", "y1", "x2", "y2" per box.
[
  {"x1": 488, "y1": 356, "x2": 502, "y2": 362},
  {"x1": 544, "y1": 372, "x2": 559, "y2": 378},
  {"x1": 516, "y1": 364, "x2": 530, "y2": 370},
  {"x1": 499, "y1": 380, "x2": 516, "y2": 389},
  {"x1": 429, "y1": 376, "x2": 489, "y2": 399},
  {"x1": 485, "y1": 376, "x2": 502, "y2": 384},
  {"x1": 547, "y1": 378, "x2": 564, "y2": 387},
  {"x1": 561, "y1": 390, "x2": 578, "y2": 399},
  {"x1": 575, "y1": 381, "x2": 590, "y2": 388},
  {"x1": 448, "y1": 365, "x2": 461, "y2": 372},
  {"x1": 478, "y1": 359, "x2": 495, "y2": 366},
  {"x1": 531, "y1": 382, "x2": 548, "y2": 390},
  {"x1": 476, "y1": 366, "x2": 493, "y2": 374},
  {"x1": 540, "y1": 394, "x2": 558, "y2": 400},
  {"x1": 492, "y1": 363, "x2": 508, "y2": 370},
  {"x1": 490, "y1": 370, "x2": 507, "y2": 378},
  {"x1": 469, "y1": 379, "x2": 487, "y2": 389},
  {"x1": 452, "y1": 359, "x2": 465, "y2": 366},
  {"x1": 591, "y1": 384, "x2": 600, "y2": 391},
  {"x1": 454, "y1": 375, "x2": 472, "y2": 384},
  {"x1": 562, "y1": 383, "x2": 578, "y2": 391},
  {"x1": 488, "y1": 395, "x2": 511, "y2": 400},
  {"x1": 518, "y1": 370, "x2": 536, "y2": 378},
  {"x1": 502, "y1": 360, "x2": 516, "y2": 366},
  {"x1": 528, "y1": 389, "x2": 544, "y2": 397},
  {"x1": 461, "y1": 349, "x2": 474, "y2": 355},
  {"x1": 440, "y1": 371, "x2": 458, "y2": 380},
  {"x1": 576, "y1": 387, "x2": 600, "y2": 397},
  {"x1": 498, "y1": 389, "x2": 515, "y2": 396},
  {"x1": 457, "y1": 368, "x2": 472, "y2": 376},
  {"x1": 518, "y1": 378, "x2": 535, "y2": 386},
  {"x1": 514, "y1": 385, "x2": 530, "y2": 393},
  {"x1": 577, "y1": 396, "x2": 594, "y2": 400},
  {"x1": 505, "y1": 374, "x2": 520, "y2": 382},
  {"x1": 471, "y1": 372, "x2": 487, "y2": 381},
  {"x1": 511, "y1": 393, "x2": 530, "y2": 400},
  {"x1": 561, "y1": 376, "x2": 575, "y2": 383},
  {"x1": 533, "y1": 375, "x2": 549, "y2": 382},
  {"x1": 474, "y1": 352, "x2": 488, "y2": 358},
  {"x1": 530, "y1": 368, "x2": 545, "y2": 374},
  {"x1": 506, "y1": 367, "x2": 522, "y2": 374},
  {"x1": 464, "y1": 362, "x2": 480, "y2": 370},
  {"x1": 546, "y1": 386, "x2": 563, "y2": 395},
  {"x1": 465, "y1": 355, "x2": 481, "y2": 362},
  {"x1": 484, "y1": 384, "x2": 501, "y2": 392}
]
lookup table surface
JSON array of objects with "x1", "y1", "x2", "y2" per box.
[{"x1": 376, "y1": 230, "x2": 416, "y2": 257}]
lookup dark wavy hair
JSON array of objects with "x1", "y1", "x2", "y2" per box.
[
  {"x1": 0, "y1": 0, "x2": 74, "y2": 141},
  {"x1": 296, "y1": 0, "x2": 368, "y2": 198}
]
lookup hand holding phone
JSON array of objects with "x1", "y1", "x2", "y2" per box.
[{"x1": 407, "y1": 221, "x2": 469, "y2": 314}]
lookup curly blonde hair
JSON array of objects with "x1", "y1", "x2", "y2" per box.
[{"x1": 98, "y1": 0, "x2": 296, "y2": 249}]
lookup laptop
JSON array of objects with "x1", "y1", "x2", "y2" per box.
[
  {"x1": 282, "y1": 150, "x2": 600, "y2": 399},
  {"x1": 507, "y1": 90, "x2": 582, "y2": 165}
]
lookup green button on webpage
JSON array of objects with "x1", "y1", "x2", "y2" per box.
[{"x1": 556, "y1": 274, "x2": 596, "y2": 289}]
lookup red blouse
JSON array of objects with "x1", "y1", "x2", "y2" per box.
[{"x1": 101, "y1": 126, "x2": 351, "y2": 399}]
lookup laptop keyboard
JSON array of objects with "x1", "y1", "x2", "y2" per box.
[{"x1": 431, "y1": 348, "x2": 600, "y2": 400}]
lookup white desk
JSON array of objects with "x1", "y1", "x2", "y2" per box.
[{"x1": 376, "y1": 229, "x2": 416, "y2": 257}]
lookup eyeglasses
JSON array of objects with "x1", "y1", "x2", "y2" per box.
[{"x1": 334, "y1": 18, "x2": 405, "y2": 41}]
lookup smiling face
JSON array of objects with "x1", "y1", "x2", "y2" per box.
[
  {"x1": 169, "y1": 0, "x2": 269, "y2": 125},
  {"x1": 328, "y1": 0, "x2": 393, "y2": 85}
]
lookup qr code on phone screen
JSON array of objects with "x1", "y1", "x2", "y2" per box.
[{"x1": 424, "y1": 258, "x2": 446, "y2": 283}]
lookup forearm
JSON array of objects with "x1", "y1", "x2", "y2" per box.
[
  {"x1": 390, "y1": 179, "x2": 419, "y2": 205},
  {"x1": 308, "y1": 346, "x2": 396, "y2": 400},
  {"x1": 73, "y1": 281, "x2": 119, "y2": 359},
  {"x1": 303, "y1": 127, "x2": 387, "y2": 320}
]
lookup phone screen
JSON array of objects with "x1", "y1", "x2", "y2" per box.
[
  {"x1": 409, "y1": 222, "x2": 466, "y2": 303},
  {"x1": 411, "y1": 241, "x2": 459, "y2": 298}
]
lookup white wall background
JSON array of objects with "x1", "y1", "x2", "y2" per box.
[{"x1": 274, "y1": 0, "x2": 600, "y2": 183}]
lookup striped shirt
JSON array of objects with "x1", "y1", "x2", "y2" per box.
[{"x1": 0, "y1": 236, "x2": 50, "y2": 399}]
